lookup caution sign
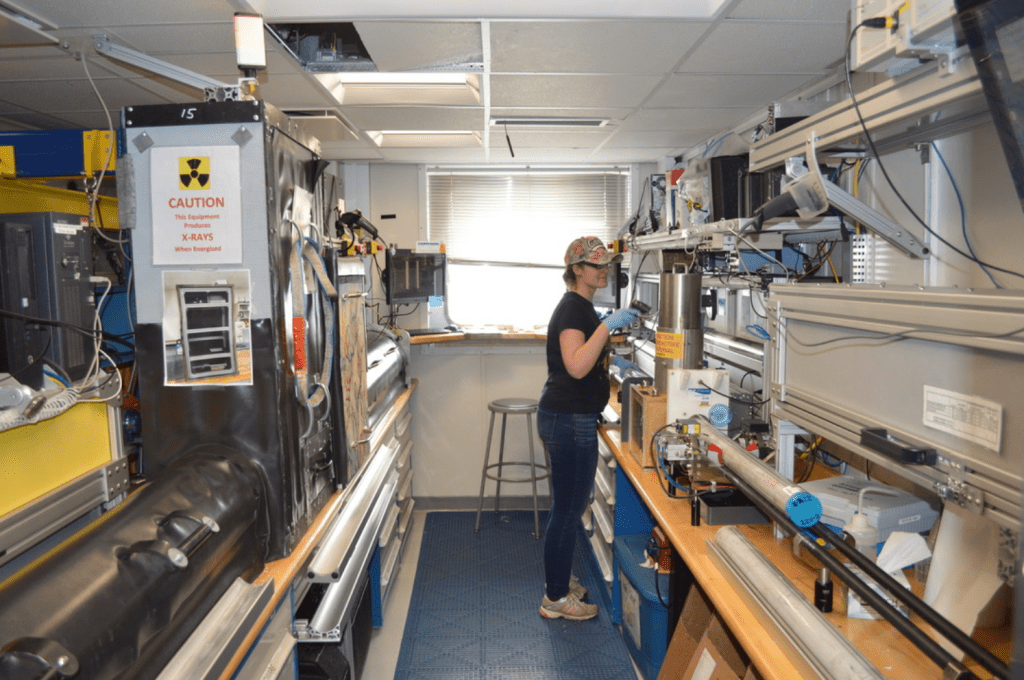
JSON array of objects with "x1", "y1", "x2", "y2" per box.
[
  {"x1": 179, "y1": 157, "x2": 210, "y2": 189},
  {"x1": 151, "y1": 145, "x2": 242, "y2": 266},
  {"x1": 655, "y1": 331, "x2": 684, "y2": 359}
]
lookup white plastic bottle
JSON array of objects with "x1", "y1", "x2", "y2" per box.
[
  {"x1": 843, "y1": 511, "x2": 879, "y2": 561},
  {"x1": 842, "y1": 485, "x2": 895, "y2": 561}
]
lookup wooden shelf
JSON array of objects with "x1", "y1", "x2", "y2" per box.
[{"x1": 601, "y1": 425, "x2": 1009, "y2": 680}]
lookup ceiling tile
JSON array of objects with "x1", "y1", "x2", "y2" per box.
[
  {"x1": 490, "y1": 73, "x2": 663, "y2": 109},
  {"x1": 603, "y1": 129, "x2": 705, "y2": 148},
  {"x1": 729, "y1": 0, "x2": 851, "y2": 22},
  {"x1": 622, "y1": 107, "x2": 753, "y2": 132},
  {"x1": 489, "y1": 21, "x2": 710, "y2": 74},
  {"x1": 489, "y1": 129, "x2": 611, "y2": 149},
  {"x1": 645, "y1": 73, "x2": 813, "y2": 108},
  {"x1": 679, "y1": 20, "x2": 847, "y2": 74},
  {"x1": 354, "y1": 21, "x2": 482, "y2": 71}
]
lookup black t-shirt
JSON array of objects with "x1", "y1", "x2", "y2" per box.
[{"x1": 539, "y1": 291, "x2": 610, "y2": 414}]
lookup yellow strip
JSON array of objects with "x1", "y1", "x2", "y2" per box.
[{"x1": 0, "y1": 402, "x2": 114, "y2": 517}]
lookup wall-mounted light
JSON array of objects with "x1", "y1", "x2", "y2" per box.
[{"x1": 234, "y1": 13, "x2": 266, "y2": 77}]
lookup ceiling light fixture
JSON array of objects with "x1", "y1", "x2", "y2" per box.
[
  {"x1": 367, "y1": 131, "x2": 482, "y2": 148},
  {"x1": 490, "y1": 117, "x2": 610, "y2": 128},
  {"x1": 315, "y1": 72, "x2": 480, "y2": 106}
]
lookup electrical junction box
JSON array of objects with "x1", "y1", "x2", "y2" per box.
[
  {"x1": 852, "y1": 0, "x2": 957, "y2": 75},
  {"x1": 665, "y1": 368, "x2": 731, "y2": 429},
  {"x1": 800, "y1": 475, "x2": 940, "y2": 542}
]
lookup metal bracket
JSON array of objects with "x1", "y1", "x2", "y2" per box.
[
  {"x1": 103, "y1": 459, "x2": 130, "y2": 500},
  {"x1": 934, "y1": 474, "x2": 985, "y2": 514},
  {"x1": 0, "y1": 638, "x2": 79, "y2": 679}
]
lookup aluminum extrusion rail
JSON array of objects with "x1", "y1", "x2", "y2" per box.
[
  {"x1": 720, "y1": 466, "x2": 986, "y2": 680},
  {"x1": 810, "y1": 523, "x2": 1009, "y2": 680}
]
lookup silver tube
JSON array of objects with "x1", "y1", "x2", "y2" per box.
[
  {"x1": 696, "y1": 415, "x2": 822, "y2": 528},
  {"x1": 656, "y1": 272, "x2": 704, "y2": 391},
  {"x1": 307, "y1": 442, "x2": 397, "y2": 581},
  {"x1": 709, "y1": 527, "x2": 885, "y2": 680}
]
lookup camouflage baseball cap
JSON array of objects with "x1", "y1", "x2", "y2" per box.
[{"x1": 564, "y1": 236, "x2": 622, "y2": 266}]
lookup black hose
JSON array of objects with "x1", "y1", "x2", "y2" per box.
[
  {"x1": 810, "y1": 522, "x2": 1009, "y2": 680},
  {"x1": 719, "y1": 466, "x2": 984, "y2": 680}
]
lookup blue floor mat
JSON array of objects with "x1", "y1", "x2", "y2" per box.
[{"x1": 393, "y1": 511, "x2": 634, "y2": 680}]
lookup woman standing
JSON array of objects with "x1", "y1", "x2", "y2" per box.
[{"x1": 537, "y1": 236, "x2": 638, "y2": 620}]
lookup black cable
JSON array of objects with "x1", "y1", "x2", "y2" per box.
[
  {"x1": 0, "y1": 308, "x2": 132, "y2": 347},
  {"x1": 720, "y1": 465, "x2": 985, "y2": 679},
  {"x1": 846, "y1": 22, "x2": 1024, "y2": 282},
  {"x1": 8, "y1": 330, "x2": 52, "y2": 383}
]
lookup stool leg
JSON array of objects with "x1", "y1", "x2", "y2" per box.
[
  {"x1": 494, "y1": 413, "x2": 508, "y2": 514},
  {"x1": 527, "y1": 412, "x2": 540, "y2": 539},
  {"x1": 475, "y1": 410, "x2": 497, "y2": 532}
]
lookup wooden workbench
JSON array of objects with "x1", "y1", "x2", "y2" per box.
[{"x1": 600, "y1": 425, "x2": 1009, "y2": 680}]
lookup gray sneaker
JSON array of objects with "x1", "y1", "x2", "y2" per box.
[
  {"x1": 569, "y1": 574, "x2": 588, "y2": 600},
  {"x1": 539, "y1": 592, "x2": 598, "y2": 620}
]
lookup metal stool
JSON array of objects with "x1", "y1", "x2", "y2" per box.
[{"x1": 474, "y1": 397, "x2": 550, "y2": 538}]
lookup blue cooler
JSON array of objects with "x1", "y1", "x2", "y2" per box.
[{"x1": 613, "y1": 534, "x2": 670, "y2": 680}]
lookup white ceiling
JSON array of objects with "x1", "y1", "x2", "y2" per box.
[{"x1": 0, "y1": 0, "x2": 852, "y2": 165}]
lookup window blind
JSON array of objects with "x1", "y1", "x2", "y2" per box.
[{"x1": 427, "y1": 170, "x2": 630, "y2": 265}]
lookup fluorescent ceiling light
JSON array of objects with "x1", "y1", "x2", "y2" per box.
[
  {"x1": 367, "y1": 131, "x2": 482, "y2": 147},
  {"x1": 315, "y1": 73, "x2": 480, "y2": 105},
  {"x1": 491, "y1": 117, "x2": 610, "y2": 128}
]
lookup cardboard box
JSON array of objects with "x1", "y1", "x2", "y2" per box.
[
  {"x1": 742, "y1": 665, "x2": 765, "y2": 680},
  {"x1": 680, "y1": 637, "x2": 742, "y2": 680},
  {"x1": 672, "y1": 614, "x2": 750, "y2": 680},
  {"x1": 657, "y1": 584, "x2": 714, "y2": 680},
  {"x1": 629, "y1": 385, "x2": 667, "y2": 468}
]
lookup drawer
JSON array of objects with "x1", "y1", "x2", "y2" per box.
[
  {"x1": 593, "y1": 468, "x2": 614, "y2": 509},
  {"x1": 380, "y1": 531, "x2": 403, "y2": 594},
  {"x1": 582, "y1": 504, "x2": 594, "y2": 535},
  {"x1": 396, "y1": 439, "x2": 413, "y2": 473},
  {"x1": 397, "y1": 497, "x2": 415, "y2": 537},
  {"x1": 590, "y1": 498, "x2": 613, "y2": 546},
  {"x1": 379, "y1": 501, "x2": 401, "y2": 549},
  {"x1": 397, "y1": 467, "x2": 413, "y2": 502},
  {"x1": 588, "y1": 530, "x2": 613, "y2": 586},
  {"x1": 394, "y1": 405, "x2": 413, "y2": 439}
]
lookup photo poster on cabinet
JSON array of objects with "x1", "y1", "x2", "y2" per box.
[{"x1": 160, "y1": 269, "x2": 253, "y2": 387}]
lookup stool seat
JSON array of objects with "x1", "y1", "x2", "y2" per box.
[
  {"x1": 489, "y1": 397, "x2": 538, "y2": 414},
  {"x1": 475, "y1": 397, "x2": 549, "y2": 539}
]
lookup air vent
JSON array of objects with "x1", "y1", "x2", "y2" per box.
[{"x1": 490, "y1": 117, "x2": 610, "y2": 128}]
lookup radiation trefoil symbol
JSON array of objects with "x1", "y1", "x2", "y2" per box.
[{"x1": 179, "y1": 157, "x2": 210, "y2": 190}]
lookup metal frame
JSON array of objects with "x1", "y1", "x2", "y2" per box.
[
  {"x1": 749, "y1": 55, "x2": 986, "y2": 172},
  {"x1": 768, "y1": 283, "x2": 1024, "y2": 531}
]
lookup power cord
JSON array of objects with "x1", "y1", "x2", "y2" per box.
[{"x1": 846, "y1": 20, "x2": 1024, "y2": 283}]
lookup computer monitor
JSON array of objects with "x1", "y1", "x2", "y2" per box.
[{"x1": 384, "y1": 249, "x2": 446, "y2": 305}]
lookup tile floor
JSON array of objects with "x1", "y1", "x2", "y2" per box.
[{"x1": 362, "y1": 509, "x2": 643, "y2": 680}]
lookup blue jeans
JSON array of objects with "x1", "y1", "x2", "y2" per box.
[{"x1": 537, "y1": 406, "x2": 599, "y2": 600}]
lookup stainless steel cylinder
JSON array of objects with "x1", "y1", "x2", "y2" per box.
[{"x1": 655, "y1": 271, "x2": 704, "y2": 391}]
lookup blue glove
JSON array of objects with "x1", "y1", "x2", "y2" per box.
[
  {"x1": 602, "y1": 307, "x2": 639, "y2": 331},
  {"x1": 611, "y1": 356, "x2": 640, "y2": 377}
]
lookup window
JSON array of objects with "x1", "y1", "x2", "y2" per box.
[{"x1": 427, "y1": 168, "x2": 631, "y2": 328}]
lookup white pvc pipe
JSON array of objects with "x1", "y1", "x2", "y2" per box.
[
  {"x1": 696, "y1": 415, "x2": 822, "y2": 528},
  {"x1": 712, "y1": 526, "x2": 885, "y2": 680}
]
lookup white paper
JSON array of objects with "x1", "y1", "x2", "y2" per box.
[
  {"x1": 150, "y1": 145, "x2": 243, "y2": 266},
  {"x1": 923, "y1": 504, "x2": 1005, "y2": 659}
]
